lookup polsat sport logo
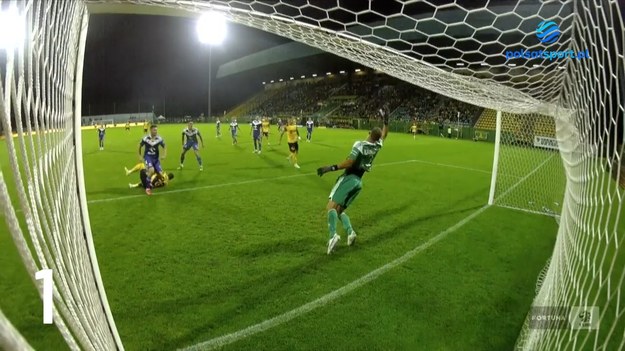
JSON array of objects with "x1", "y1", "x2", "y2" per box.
[{"x1": 505, "y1": 20, "x2": 590, "y2": 61}]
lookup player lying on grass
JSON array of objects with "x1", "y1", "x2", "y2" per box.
[
  {"x1": 178, "y1": 121, "x2": 204, "y2": 171},
  {"x1": 126, "y1": 162, "x2": 174, "y2": 194},
  {"x1": 125, "y1": 163, "x2": 172, "y2": 192},
  {"x1": 317, "y1": 108, "x2": 389, "y2": 254}
]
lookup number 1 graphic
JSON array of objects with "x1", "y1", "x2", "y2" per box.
[{"x1": 35, "y1": 269, "x2": 53, "y2": 324}]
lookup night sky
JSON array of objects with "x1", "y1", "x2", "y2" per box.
[{"x1": 82, "y1": 14, "x2": 355, "y2": 117}]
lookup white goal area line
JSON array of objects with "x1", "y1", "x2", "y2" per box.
[{"x1": 87, "y1": 159, "x2": 492, "y2": 205}]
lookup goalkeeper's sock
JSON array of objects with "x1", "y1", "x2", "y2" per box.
[
  {"x1": 196, "y1": 156, "x2": 202, "y2": 166},
  {"x1": 340, "y1": 212, "x2": 353, "y2": 234},
  {"x1": 327, "y1": 209, "x2": 338, "y2": 239}
]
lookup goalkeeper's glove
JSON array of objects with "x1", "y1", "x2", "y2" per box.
[
  {"x1": 317, "y1": 165, "x2": 338, "y2": 177},
  {"x1": 379, "y1": 106, "x2": 390, "y2": 126}
]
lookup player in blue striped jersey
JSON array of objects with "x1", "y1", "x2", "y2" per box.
[
  {"x1": 230, "y1": 118, "x2": 240, "y2": 145},
  {"x1": 305, "y1": 118, "x2": 314, "y2": 142},
  {"x1": 178, "y1": 121, "x2": 204, "y2": 171},
  {"x1": 136, "y1": 125, "x2": 167, "y2": 195},
  {"x1": 250, "y1": 116, "x2": 262, "y2": 153},
  {"x1": 97, "y1": 125, "x2": 105, "y2": 150}
]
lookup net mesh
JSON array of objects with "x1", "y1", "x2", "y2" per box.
[
  {"x1": 1, "y1": 0, "x2": 623, "y2": 350},
  {"x1": 0, "y1": 0, "x2": 121, "y2": 350},
  {"x1": 492, "y1": 111, "x2": 568, "y2": 217}
]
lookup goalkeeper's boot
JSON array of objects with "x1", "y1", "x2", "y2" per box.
[
  {"x1": 294, "y1": 163, "x2": 300, "y2": 169},
  {"x1": 327, "y1": 233, "x2": 340, "y2": 255},
  {"x1": 347, "y1": 231, "x2": 357, "y2": 246}
]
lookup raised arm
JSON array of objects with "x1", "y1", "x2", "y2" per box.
[
  {"x1": 382, "y1": 116, "x2": 389, "y2": 140},
  {"x1": 381, "y1": 107, "x2": 389, "y2": 140}
]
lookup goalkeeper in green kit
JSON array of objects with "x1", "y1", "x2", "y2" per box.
[{"x1": 317, "y1": 106, "x2": 390, "y2": 254}]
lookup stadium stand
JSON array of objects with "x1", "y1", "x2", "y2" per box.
[{"x1": 228, "y1": 71, "x2": 484, "y2": 128}]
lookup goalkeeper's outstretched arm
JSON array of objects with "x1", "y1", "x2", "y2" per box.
[{"x1": 316, "y1": 159, "x2": 354, "y2": 177}]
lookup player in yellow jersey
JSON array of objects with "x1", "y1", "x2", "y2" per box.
[
  {"x1": 124, "y1": 162, "x2": 174, "y2": 195},
  {"x1": 279, "y1": 118, "x2": 301, "y2": 169},
  {"x1": 410, "y1": 122, "x2": 417, "y2": 139},
  {"x1": 143, "y1": 120, "x2": 149, "y2": 134},
  {"x1": 261, "y1": 117, "x2": 271, "y2": 145}
]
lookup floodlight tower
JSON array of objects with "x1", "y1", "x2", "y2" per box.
[{"x1": 197, "y1": 12, "x2": 227, "y2": 120}]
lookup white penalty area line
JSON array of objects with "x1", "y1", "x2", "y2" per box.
[
  {"x1": 88, "y1": 159, "x2": 492, "y2": 205},
  {"x1": 179, "y1": 204, "x2": 489, "y2": 351}
]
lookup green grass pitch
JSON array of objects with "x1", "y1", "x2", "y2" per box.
[{"x1": 0, "y1": 124, "x2": 559, "y2": 350}]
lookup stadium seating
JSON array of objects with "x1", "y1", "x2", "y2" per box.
[{"x1": 228, "y1": 72, "x2": 484, "y2": 126}]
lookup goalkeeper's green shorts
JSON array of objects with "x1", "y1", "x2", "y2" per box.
[{"x1": 328, "y1": 174, "x2": 362, "y2": 209}]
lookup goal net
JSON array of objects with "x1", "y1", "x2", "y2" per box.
[
  {"x1": 488, "y1": 110, "x2": 568, "y2": 218},
  {"x1": 0, "y1": 0, "x2": 122, "y2": 350},
  {"x1": 1, "y1": 0, "x2": 623, "y2": 350}
]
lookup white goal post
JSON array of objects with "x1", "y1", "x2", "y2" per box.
[{"x1": 1, "y1": 1, "x2": 623, "y2": 350}]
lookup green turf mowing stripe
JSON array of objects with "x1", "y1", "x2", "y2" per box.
[{"x1": 178, "y1": 204, "x2": 489, "y2": 351}]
